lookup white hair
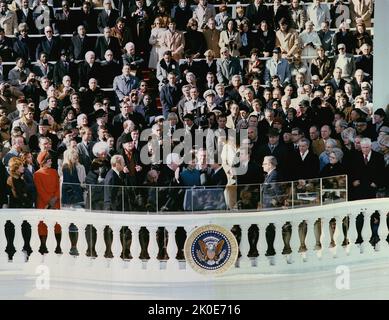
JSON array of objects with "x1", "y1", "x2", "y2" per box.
[{"x1": 92, "y1": 141, "x2": 109, "y2": 157}]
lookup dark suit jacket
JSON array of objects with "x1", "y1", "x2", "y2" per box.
[
  {"x1": 77, "y1": 141, "x2": 95, "y2": 174},
  {"x1": 245, "y1": 4, "x2": 270, "y2": 27},
  {"x1": 78, "y1": 61, "x2": 102, "y2": 88},
  {"x1": 290, "y1": 150, "x2": 320, "y2": 180},
  {"x1": 103, "y1": 168, "x2": 125, "y2": 211},
  {"x1": 77, "y1": 9, "x2": 98, "y2": 33},
  {"x1": 13, "y1": 35, "x2": 34, "y2": 62},
  {"x1": 97, "y1": 9, "x2": 120, "y2": 33},
  {"x1": 327, "y1": 78, "x2": 346, "y2": 92},
  {"x1": 16, "y1": 8, "x2": 36, "y2": 33},
  {"x1": 32, "y1": 62, "x2": 54, "y2": 81},
  {"x1": 160, "y1": 84, "x2": 181, "y2": 118},
  {"x1": 53, "y1": 60, "x2": 77, "y2": 86},
  {"x1": 256, "y1": 29, "x2": 276, "y2": 53},
  {"x1": 69, "y1": 35, "x2": 95, "y2": 61},
  {"x1": 257, "y1": 143, "x2": 288, "y2": 178},
  {"x1": 100, "y1": 60, "x2": 121, "y2": 87},
  {"x1": 54, "y1": 10, "x2": 78, "y2": 34},
  {"x1": 350, "y1": 151, "x2": 385, "y2": 200},
  {"x1": 197, "y1": 59, "x2": 217, "y2": 82},
  {"x1": 36, "y1": 36, "x2": 63, "y2": 61},
  {"x1": 208, "y1": 167, "x2": 227, "y2": 186},
  {"x1": 94, "y1": 36, "x2": 122, "y2": 61}
]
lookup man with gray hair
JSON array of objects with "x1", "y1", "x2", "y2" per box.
[
  {"x1": 78, "y1": 51, "x2": 102, "y2": 88},
  {"x1": 291, "y1": 137, "x2": 320, "y2": 180},
  {"x1": 97, "y1": 0, "x2": 119, "y2": 33},
  {"x1": 104, "y1": 154, "x2": 126, "y2": 211},
  {"x1": 350, "y1": 137, "x2": 385, "y2": 200}
]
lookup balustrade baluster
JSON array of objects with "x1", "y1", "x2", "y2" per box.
[
  {"x1": 361, "y1": 211, "x2": 374, "y2": 255},
  {"x1": 147, "y1": 226, "x2": 160, "y2": 270},
  {"x1": 376, "y1": 210, "x2": 388, "y2": 253},
  {"x1": 319, "y1": 217, "x2": 330, "y2": 260},
  {"x1": 12, "y1": 219, "x2": 25, "y2": 263},
  {"x1": 347, "y1": 213, "x2": 359, "y2": 256},
  {"x1": 272, "y1": 222, "x2": 285, "y2": 266},
  {"x1": 332, "y1": 216, "x2": 343, "y2": 259},
  {"x1": 238, "y1": 224, "x2": 251, "y2": 269},
  {"x1": 304, "y1": 219, "x2": 317, "y2": 263},
  {"x1": 129, "y1": 226, "x2": 142, "y2": 270},
  {"x1": 166, "y1": 226, "x2": 179, "y2": 271},
  {"x1": 27, "y1": 219, "x2": 43, "y2": 265},
  {"x1": 257, "y1": 223, "x2": 269, "y2": 268},
  {"x1": 111, "y1": 225, "x2": 125, "y2": 268},
  {"x1": 94, "y1": 224, "x2": 106, "y2": 267},
  {"x1": 289, "y1": 221, "x2": 302, "y2": 265}
]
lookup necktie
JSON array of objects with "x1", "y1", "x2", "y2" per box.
[
  {"x1": 364, "y1": 154, "x2": 368, "y2": 165},
  {"x1": 270, "y1": 145, "x2": 274, "y2": 153}
]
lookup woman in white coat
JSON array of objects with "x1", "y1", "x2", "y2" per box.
[{"x1": 148, "y1": 17, "x2": 167, "y2": 69}]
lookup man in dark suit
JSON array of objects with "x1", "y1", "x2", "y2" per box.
[
  {"x1": 350, "y1": 137, "x2": 385, "y2": 200},
  {"x1": 97, "y1": 0, "x2": 120, "y2": 33},
  {"x1": 159, "y1": 72, "x2": 181, "y2": 119},
  {"x1": 77, "y1": 127, "x2": 95, "y2": 174},
  {"x1": 208, "y1": 160, "x2": 227, "y2": 186},
  {"x1": 290, "y1": 138, "x2": 320, "y2": 181},
  {"x1": 94, "y1": 26, "x2": 122, "y2": 61},
  {"x1": 100, "y1": 49, "x2": 121, "y2": 88},
  {"x1": 32, "y1": 51, "x2": 54, "y2": 81},
  {"x1": 77, "y1": 1, "x2": 98, "y2": 33},
  {"x1": 53, "y1": 49, "x2": 77, "y2": 86},
  {"x1": 257, "y1": 128, "x2": 288, "y2": 178},
  {"x1": 262, "y1": 155, "x2": 283, "y2": 207},
  {"x1": 35, "y1": 26, "x2": 63, "y2": 61},
  {"x1": 69, "y1": 25, "x2": 95, "y2": 61},
  {"x1": 53, "y1": 0, "x2": 77, "y2": 35},
  {"x1": 245, "y1": 0, "x2": 270, "y2": 29},
  {"x1": 12, "y1": 24, "x2": 34, "y2": 62},
  {"x1": 103, "y1": 154, "x2": 126, "y2": 211},
  {"x1": 16, "y1": 0, "x2": 36, "y2": 34},
  {"x1": 78, "y1": 51, "x2": 102, "y2": 88},
  {"x1": 327, "y1": 67, "x2": 346, "y2": 92}
]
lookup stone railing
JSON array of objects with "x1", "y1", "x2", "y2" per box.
[{"x1": 0, "y1": 196, "x2": 388, "y2": 283}]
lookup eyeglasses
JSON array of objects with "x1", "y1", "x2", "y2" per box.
[{"x1": 338, "y1": 47, "x2": 345, "y2": 50}]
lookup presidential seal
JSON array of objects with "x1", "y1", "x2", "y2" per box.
[{"x1": 184, "y1": 224, "x2": 238, "y2": 275}]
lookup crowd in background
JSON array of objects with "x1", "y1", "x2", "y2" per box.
[{"x1": 0, "y1": 0, "x2": 387, "y2": 214}]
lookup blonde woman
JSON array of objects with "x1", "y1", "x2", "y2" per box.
[
  {"x1": 11, "y1": 106, "x2": 37, "y2": 144},
  {"x1": 76, "y1": 113, "x2": 89, "y2": 131},
  {"x1": 7, "y1": 157, "x2": 33, "y2": 208},
  {"x1": 148, "y1": 17, "x2": 167, "y2": 69},
  {"x1": 61, "y1": 148, "x2": 86, "y2": 206}
]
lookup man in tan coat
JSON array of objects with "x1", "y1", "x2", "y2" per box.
[
  {"x1": 0, "y1": 1, "x2": 17, "y2": 36},
  {"x1": 160, "y1": 20, "x2": 185, "y2": 62},
  {"x1": 275, "y1": 18, "x2": 301, "y2": 60},
  {"x1": 202, "y1": 17, "x2": 220, "y2": 58},
  {"x1": 349, "y1": 0, "x2": 374, "y2": 28}
]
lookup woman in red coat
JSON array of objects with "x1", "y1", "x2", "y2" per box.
[{"x1": 33, "y1": 151, "x2": 60, "y2": 209}]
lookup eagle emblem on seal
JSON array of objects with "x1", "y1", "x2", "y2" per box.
[{"x1": 196, "y1": 238, "x2": 227, "y2": 266}]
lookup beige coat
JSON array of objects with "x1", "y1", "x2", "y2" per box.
[
  {"x1": 219, "y1": 30, "x2": 241, "y2": 57},
  {"x1": 275, "y1": 29, "x2": 301, "y2": 59},
  {"x1": 192, "y1": 4, "x2": 216, "y2": 30},
  {"x1": 0, "y1": 10, "x2": 17, "y2": 36},
  {"x1": 202, "y1": 28, "x2": 221, "y2": 58},
  {"x1": 160, "y1": 29, "x2": 185, "y2": 62},
  {"x1": 350, "y1": 0, "x2": 373, "y2": 27}
]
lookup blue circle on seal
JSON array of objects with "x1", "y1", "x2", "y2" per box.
[{"x1": 191, "y1": 229, "x2": 232, "y2": 271}]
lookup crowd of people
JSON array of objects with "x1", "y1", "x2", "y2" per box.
[{"x1": 0, "y1": 0, "x2": 387, "y2": 216}]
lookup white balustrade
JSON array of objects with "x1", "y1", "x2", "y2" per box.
[{"x1": 0, "y1": 199, "x2": 386, "y2": 281}]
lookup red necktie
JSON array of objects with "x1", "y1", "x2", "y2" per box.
[{"x1": 364, "y1": 154, "x2": 368, "y2": 165}]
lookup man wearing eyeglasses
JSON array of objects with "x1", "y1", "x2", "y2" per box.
[{"x1": 35, "y1": 25, "x2": 63, "y2": 61}]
